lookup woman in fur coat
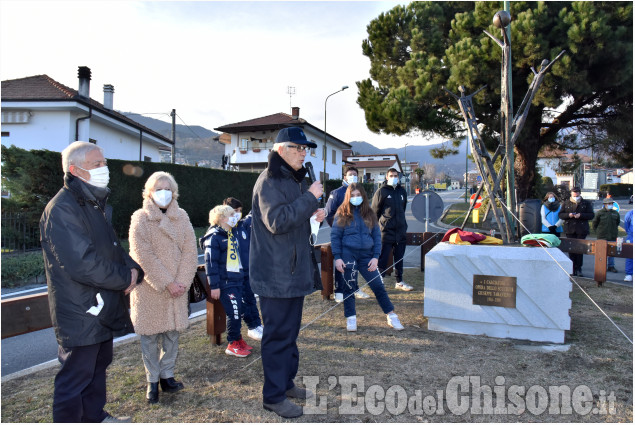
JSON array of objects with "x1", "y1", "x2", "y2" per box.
[{"x1": 129, "y1": 171, "x2": 198, "y2": 404}]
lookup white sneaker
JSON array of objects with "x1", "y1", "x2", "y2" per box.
[
  {"x1": 346, "y1": 316, "x2": 357, "y2": 332},
  {"x1": 387, "y1": 313, "x2": 404, "y2": 330},
  {"x1": 395, "y1": 281, "x2": 413, "y2": 291},
  {"x1": 354, "y1": 289, "x2": 370, "y2": 299},
  {"x1": 334, "y1": 293, "x2": 343, "y2": 303},
  {"x1": 625, "y1": 275, "x2": 633, "y2": 282},
  {"x1": 247, "y1": 325, "x2": 263, "y2": 341}
]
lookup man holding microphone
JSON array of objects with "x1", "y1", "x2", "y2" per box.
[{"x1": 250, "y1": 127, "x2": 325, "y2": 418}]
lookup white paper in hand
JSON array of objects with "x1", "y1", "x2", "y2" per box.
[
  {"x1": 309, "y1": 214, "x2": 320, "y2": 245},
  {"x1": 86, "y1": 293, "x2": 104, "y2": 316}
]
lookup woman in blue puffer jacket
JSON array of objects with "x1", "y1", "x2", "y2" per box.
[{"x1": 330, "y1": 183, "x2": 404, "y2": 332}]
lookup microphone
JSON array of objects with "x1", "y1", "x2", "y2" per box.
[{"x1": 305, "y1": 161, "x2": 316, "y2": 183}]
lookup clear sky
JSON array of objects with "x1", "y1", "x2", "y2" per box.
[{"x1": 0, "y1": 0, "x2": 445, "y2": 149}]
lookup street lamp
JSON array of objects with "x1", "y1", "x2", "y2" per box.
[
  {"x1": 403, "y1": 143, "x2": 409, "y2": 195},
  {"x1": 323, "y1": 85, "x2": 348, "y2": 187}
]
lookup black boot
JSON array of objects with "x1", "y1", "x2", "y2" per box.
[
  {"x1": 146, "y1": 382, "x2": 159, "y2": 404},
  {"x1": 160, "y1": 377, "x2": 184, "y2": 393}
]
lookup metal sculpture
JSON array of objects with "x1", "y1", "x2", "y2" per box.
[{"x1": 445, "y1": 10, "x2": 565, "y2": 243}]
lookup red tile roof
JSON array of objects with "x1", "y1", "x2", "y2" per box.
[{"x1": 2, "y1": 75, "x2": 172, "y2": 144}]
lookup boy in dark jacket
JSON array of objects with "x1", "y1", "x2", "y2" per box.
[
  {"x1": 592, "y1": 197, "x2": 621, "y2": 273},
  {"x1": 371, "y1": 168, "x2": 412, "y2": 291},
  {"x1": 558, "y1": 187, "x2": 595, "y2": 276},
  {"x1": 201, "y1": 205, "x2": 252, "y2": 357},
  {"x1": 223, "y1": 197, "x2": 263, "y2": 340}
]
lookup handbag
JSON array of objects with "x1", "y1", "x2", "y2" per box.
[{"x1": 189, "y1": 267, "x2": 209, "y2": 303}]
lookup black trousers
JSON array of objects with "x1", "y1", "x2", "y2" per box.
[
  {"x1": 378, "y1": 241, "x2": 407, "y2": 282},
  {"x1": 566, "y1": 233, "x2": 587, "y2": 272},
  {"x1": 259, "y1": 296, "x2": 304, "y2": 404},
  {"x1": 53, "y1": 339, "x2": 113, "y2": 423}
]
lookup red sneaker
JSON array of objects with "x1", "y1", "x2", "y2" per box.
[
  {"x1": 237, "y1": 338, "x2": 253, "y2": 351},
  {"x1": 225, "y1": 341, "x2": 250, "y2": 357}
]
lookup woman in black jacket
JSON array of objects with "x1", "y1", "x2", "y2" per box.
[{"x1": 558, "y1": 187, "x2": 595, "y2": 276}]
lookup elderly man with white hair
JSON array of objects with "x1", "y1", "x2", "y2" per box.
[
  {"x1": 40, "y1": 141, "x2": 144, "y2": 423},
  {"x1": 250, "y1": 127, "x2": 325, "y2": 418}
]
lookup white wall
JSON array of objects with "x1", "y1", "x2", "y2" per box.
[
  {"x1": 225, "y1": 128, "x2": 344, "y2": 179},
  {"x1": 1, "y1": 110, "x2": 75, "y2": 151},
  {"x1": 1, "y1": 108, "x2": 163, "y2": 162}
]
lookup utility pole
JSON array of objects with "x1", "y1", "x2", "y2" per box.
[{"x1": 170, "y1": 109, "x2": 176, "y2": 164}]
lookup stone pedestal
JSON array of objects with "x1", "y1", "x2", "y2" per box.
[{"x1": 423, "y1": 243, "x2": 572, "y2": 343}]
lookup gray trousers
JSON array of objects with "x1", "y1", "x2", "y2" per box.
[{"x1": 139, "y1": 331, "x2": 180, "y2": 383}]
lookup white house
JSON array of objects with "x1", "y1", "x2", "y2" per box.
[
  {"x1": 1, "y1": 66, "x2": 173, "y2": 162},
  {"x1": 344, "y1": 153, "x2": 403, "y2": 184},
  {"x1": 214, "y1": 107, "x2": 351, "y2": 179}
]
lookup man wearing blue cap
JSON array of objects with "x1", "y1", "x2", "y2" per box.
[{"x1": 250, "y1": 126, "x2": 325, "y2": 418}]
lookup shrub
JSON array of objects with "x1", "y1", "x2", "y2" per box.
[{"x1": 1, "y1": 252, "x2": 45, "y2": 287}]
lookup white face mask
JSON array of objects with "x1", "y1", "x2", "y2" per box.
[
  {"x1": 388, "y1": 176, "x2": 399, "y2": 186},
  {"x1": 152, "y1": 189, "x2": 172, "y2": 208},
  {"x1": 572, "y1": 196, "x2": 581, "y2": 203},
  {"x1": 78, "y1": 165, "x2": 109, "y2": 188},
  {"x1": 227, "y1": 215, "x2": 239, "y2": 228},
  {"x1": 233, "y1": 212, "x2": 242, "y2": 222},
  {"x1": 345, "y1": 175, "x2": 358, "y2": 184},
  {"x1": 350, "y1": 196, "x2": 363, "y2": 206}
]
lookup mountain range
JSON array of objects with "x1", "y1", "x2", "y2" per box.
[
  {"x1": 123, "y1": 112, "x2": 224, "y2": 167},
  {"x1": 349, "y1": 140, "x2": 472, "y2": 177},
  {"x1": 128, "y1": 113, "x2": 470, "y2": 177}
]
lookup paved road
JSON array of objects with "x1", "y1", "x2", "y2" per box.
[{"x1": 2, "y1": 192, "x2": 631, "y2": 377}]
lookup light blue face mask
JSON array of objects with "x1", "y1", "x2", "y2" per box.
[
  {"x1": 350, "y1": 196, "x2": 363, "y2": 206},
  {"x1": 388, "y1": 176, "x2": 399, "y2": 186},
  {"x1": 548, "y1": 197, "x2": 555, "y2": 203},
  {"x1": 345, "y1": 175, "x2": 358, "y2": 184}
]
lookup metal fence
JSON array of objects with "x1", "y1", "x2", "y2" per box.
[{"x1": 1, "y1": 211, "x2": 41, "y2": 253}]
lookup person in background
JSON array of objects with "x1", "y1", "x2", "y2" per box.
[
  {"x1": 592, "y1": 196, "x2": 621, "y2": 273},
  {"x1": 40, "y1": 141, "x2": 143, "y2": 423},
  {"x1": 325, "y1": 166, "x2": 370, "y2": 302},
  {"x1": 624, "y1": 209, "x2": 633, "y2": 282},
  {"x1": 201, "y1": 205, "x2": 253, "y2": 357},
  {"x1": 559, "y1": 187, "x2": 595, "y2": 277},
  {"x1": 128, "y1": 171, "x2": 198, "y2": 404},
  {"x1": 250, "y1": 127, "x2": 324, "y2": 418},
  {"x1": 331, "y1": 183, "x2": 404, "y2": 332},
  {"x1": 222, "y1": 197, "x2": 264, "y2": 340},
  {"x1": 541, "y1": 191, "x2": 564, "y2": 237},
  {"x1": 372, "y1": 168, "x2": 412, "y2": 291}
]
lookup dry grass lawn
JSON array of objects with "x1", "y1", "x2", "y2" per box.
[{"x1": 1, "y1": 269, "x2": 632, "y2": 422}]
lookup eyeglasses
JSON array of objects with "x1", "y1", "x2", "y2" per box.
[{"x1": 285, "y1": 144, "x2": 310, "y2": 152}]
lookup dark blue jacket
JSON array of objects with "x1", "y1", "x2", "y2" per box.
[
  {"x1": 200, "y1": 225, "x2": 243, "y2": 290},
  {"x1": 330, "y1": 208, "x2": 382, "y2": 260},
  {"x1": 250, "y1": 151, "x2": 321, "y2": 298},
  {"x1": 236, "y1": 213, "x2": 252, "y2": 271},
  {"x1": 325, "y1": 183, "x2": 348, "y2": 227}
]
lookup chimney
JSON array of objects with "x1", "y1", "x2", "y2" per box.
[
  {"x1": 77, "y1": 66, "x2": 91, "y2": 99},
  {"x1": 103, "y1": 84, "x2": 114, "y2": 110},
  {"x1": 291, "y1": 106, "x2": 300, "y2": 120}
]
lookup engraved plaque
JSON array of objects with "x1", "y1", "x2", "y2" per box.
[{"x1": 473, "y1": 274, "x2": 516, "y2": 308}]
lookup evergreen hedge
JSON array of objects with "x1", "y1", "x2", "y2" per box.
[
  {"x1": 599, "y1": 183, "x2": 633, "y2": 198},
  {"x1": 1, "y1": 145, "x2": 259, "y2": 237}
]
